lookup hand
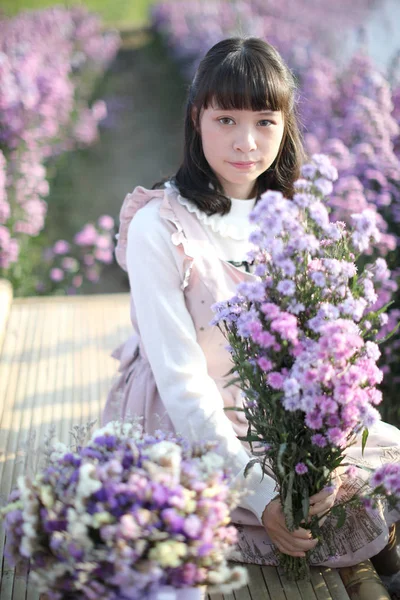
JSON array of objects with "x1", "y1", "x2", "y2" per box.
[
  {"x1": 308, "y1": 472, "x2": 342, "y2": 525},
  {"x1": 262, "y1": 498, "x2": 318, "y2": 558}
]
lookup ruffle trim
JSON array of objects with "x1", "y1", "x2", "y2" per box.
[
  {"x1": 165, "y1": 181, "x2": 255, "y2": 241},
  {"x1": 115, "y1": 184, "x2": 194, "y2": 291}
]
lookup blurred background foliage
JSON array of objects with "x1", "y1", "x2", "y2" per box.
[{"x1": 0, "y1": 0, "x2": 158, "y2": 28}]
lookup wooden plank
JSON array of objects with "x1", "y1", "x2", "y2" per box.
[
  {"x1": 260, "y1": 567, "x2": 287, "y2": 600},
  {"x1": 277, "y1": 566, "x2": 302, "y2": 600},
  {"x1": 12, "y1": 560, "x2": 29, "y2": 600},
  {"x1": 11, "y1": 293, "x2": 130, "y2": 305},
  {"x1": 234, "y1": 584, "x2": 252, "y2": 599},
  {"x1": 297, "y1": 577, "x2": 318, "y2": 600},
  {"x1": 310, "y1": 568, "x2": 334, "y2": 600},
  {"x1": 0, "y1": 302, "x2": 39, "y2": 599},
  {"x1": 245, "y1": 565, "x2": 271, "y2": 599},
  {"x1": 0, "y1": 279, "x2": 13, "y2": 351},
  {"x1": 322, "y1": 568, "x2": 350, "y2": 600}
]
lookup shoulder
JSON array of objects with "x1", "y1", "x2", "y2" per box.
[{"x1": 127, "y1": 196, "x2": 175, "y2": 250}]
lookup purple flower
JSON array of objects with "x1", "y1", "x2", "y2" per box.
[
  {"x1": 314, "y1": 178, "x2": 333, "y2": 196},
  {"x1": 277, "y1": 279, "x2": 296, "y2": 297},
  {"x1": 295, "y1": 462, "x2": 308, "y2": 475},
  {"x1": 183, "y1": 515, "x2": 202, "y2": 538},
  {"x1": 311, "y1": 434, "x2": 327, "y2": 448}
]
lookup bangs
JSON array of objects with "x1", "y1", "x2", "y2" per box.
[{"x1": 199, "y1": 49, "x2": 291, "y2": 113}]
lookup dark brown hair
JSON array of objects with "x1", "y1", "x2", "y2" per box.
[{"x1": 162, "y1": 37, "x2": 305, "y2": 215}]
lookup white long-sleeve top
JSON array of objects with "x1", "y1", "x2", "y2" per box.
[{"x1": 126, "y1": 192, "x2": 278, "y2": 523}]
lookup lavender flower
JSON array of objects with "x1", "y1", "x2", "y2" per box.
[{"x1": 1, "y1": 421, "x2": 247, "y2": 598}]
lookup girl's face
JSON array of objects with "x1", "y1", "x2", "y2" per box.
[{"x1": 199, "y1": 104, "x2": 285, "y2": 199}]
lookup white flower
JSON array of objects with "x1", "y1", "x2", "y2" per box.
[
  {"x1": 200, "y1": 451, "x2": 225, "y2": 475},
  {"x1": 49, "y1": 441, "x2": 69, "y2": 462},
  {"x1": 145, "y1": 441, "x2": 182, "y2": 480},
  {"x1": 39, "y1": 484, "x2": 54, "y2": 509},
  {"x1": 76, "y1": 463, "x2": 102, "y2": 499},
  {"x1": 148, "y1": 540, "x2": 187, "y2": 568},
  {"x1": 90, "y1": 420, "x2": 142, "y2": 441}
]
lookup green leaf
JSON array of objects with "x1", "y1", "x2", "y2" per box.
[
  {"x1": 283, "y1": 471, "x2": 295, "y2": 530},
  {"x1": 277, "y1": 443, "x2": 287, "y2": 477},
  {"x1": 361, "y1": 429, "x2": 369, "y2": 457},
  {"x1": 336, "y1": 505, "x2": 346, "y2": 529},
  {"x1": 223, "y1": 406, "x2": 245, "y2": 412},
  {"x1": 376, "y1": 320, "x2": 400, "y2": 345},
  {"x1": 302, "y1": 494, "x2": 310, "y2": 522},
  {"x1": 237, "y1": 435, "x2": 262, "y2": 442},
  {"x1": 223, "y1": 376, "x2": 243, "y2": 388},
  {"x1": 244, "y1": 458, "x2": 260, "y2": 478}
]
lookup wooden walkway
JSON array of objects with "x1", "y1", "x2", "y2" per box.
[{"x1": 0, "y1": 286, "x2": 391, "y2": 600}]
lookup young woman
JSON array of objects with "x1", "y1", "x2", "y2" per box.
[{"x1": 103, "y1": 37, "x2": 400, "y2": 569}]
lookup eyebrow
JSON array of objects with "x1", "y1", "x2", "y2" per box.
[{"x1": 211, "y1": 107, "x2": 279, "y2": 115}]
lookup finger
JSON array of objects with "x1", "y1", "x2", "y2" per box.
[
  {"x1": 275, "y1": 536, "x2": 318, "y2": 555},
  {"x1": 291, "y1": 527, "x2": 314, "y2": 540},
  {"x1": 309, "y1": 489, "x2": 332, "y2": 504},
  {"x1": 279, "y1": 531, "x2": 318, "y2": 552},
  {"x1": 309, "y1": 501, "x2": 332, "y2": 516},
  {"x1": 276, "y1": 544, "x2": 306, "y2": 558}
]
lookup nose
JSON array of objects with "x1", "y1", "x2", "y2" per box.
[{"x1": 233, "y1": 127, "x2": 257, "y2": 153}]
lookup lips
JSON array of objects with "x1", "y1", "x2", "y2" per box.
[{"x1": 229, "y1": 161, "x2": 257, "y2": 168}]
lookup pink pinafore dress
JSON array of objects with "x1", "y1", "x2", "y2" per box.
[{"x1": 103, "y1": 185, "x2": 400, "y2": 568}]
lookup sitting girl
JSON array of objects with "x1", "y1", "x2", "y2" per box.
[{"x1": 103, "y1": 36, "x2": 400, "y2": 569}]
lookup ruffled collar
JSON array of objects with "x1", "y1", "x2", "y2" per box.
[{"x1": 165, "y1": 181, "x2": 256, "y2": 241}]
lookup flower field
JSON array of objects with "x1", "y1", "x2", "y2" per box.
[
  {"x1": 0, "y1": 6, "x2": 120, "y2": 296},
  {"x1": 150, "y1": 0, "x2": 400, "y2": 423}
]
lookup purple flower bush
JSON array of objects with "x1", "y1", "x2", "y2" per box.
[
  {"x1": 1, "y1": 421, "x2": 247, "y2": 599},
  {"x1": 212, "y1": 155, "x2": 399, "y2": 579},
  {"x1": 36, "y1": 215, "x2": 115, "y2": 295},
  {"x1": 365, "y1": 463, "x2": 400, "y2": 512},
  {"x1": 151, "y1": 0, "x2": 400, "y2": 423},
  {"x1": 0, "y1": 7, "x2": 120, "y2": 295}
]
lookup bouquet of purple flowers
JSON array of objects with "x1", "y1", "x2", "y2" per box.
[
  {"x1": 212, "y1": 154, "x2": 400, "y2": 579},
  {"x1": 1, "y1": 421, "x2": 247, "y2": 599}
]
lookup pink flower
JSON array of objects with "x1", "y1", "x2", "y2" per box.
[
  {"x1": 96, "y1": 234, "x2": 111, "y2": 250},
  {"x1": 86, "y1": 269, "x2": 99, "y2": 283},
  {"x1": 72, "y1": 275, "x2": 83, "y2": 288},
  {"x1": 267, "y1": 372, "x2": 284, "y2": 389},
  {"x1": 257, "y1": 357, "x2": 273, "y2": 372},
  {"x1": 261, "y1": 303, "x2": 281, "y2": 319},
  {"x1": 98, "y1": 215, "x2": 114, "y2": 230},
  {"x1": 74, "y1": 224, "x2": 97, "y2": 246},
  {"x1": 50, "y1": 268, "x2": 64, "y2": 282},
  {"x1": 53, "y1": 240, "x2": 70, "y2": 255},
  {"x1": 345, "y1": 466, "x2": 358, "y2": 478},
  {"x1": 95, "y1": 249, "x2": 113, "y2": 264}
]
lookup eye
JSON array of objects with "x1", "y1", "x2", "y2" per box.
[
  {"x1": 258, "y1": 119, "x2": 273, "y2": 127},
  {"x1": 218, "y1": 117, "x2": 235, "y2": 125}
]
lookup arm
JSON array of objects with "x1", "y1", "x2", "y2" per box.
[{"x1": 126, "y1": 202, "x2": 276, "y2": 523}]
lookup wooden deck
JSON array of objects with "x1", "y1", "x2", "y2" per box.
[{"x1": 0, "y1": 286, "x2": 390, "y2": 600}]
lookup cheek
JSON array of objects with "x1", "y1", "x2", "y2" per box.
[{"x1": 201, "y1": 123, "x2": 223, "y2": 157}]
